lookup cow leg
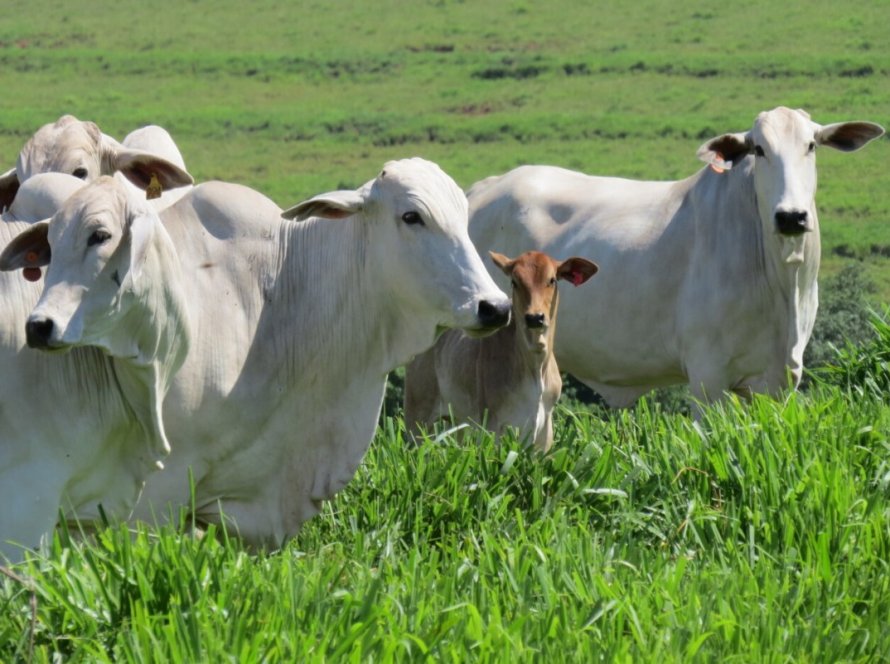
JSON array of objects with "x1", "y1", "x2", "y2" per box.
[
  {"x1": 403, "y1": 351, "x2": 442, "y2": 445},
  {"x1": 0, "y1": 462, "x2": 66, "y2": 563},
  {"x1": 687, "y1": 366, "x2": 734, "y2": 419}
]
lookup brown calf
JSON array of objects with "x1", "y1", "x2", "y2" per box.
[{"x1": 404, "y1": 250, "x2": 597, "y2": 451}]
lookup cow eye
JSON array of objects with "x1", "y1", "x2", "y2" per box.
[
  {"x1": 754, "y1": 145, "x2": 765, "y2": 157},
  {"x1": 807, "y1": 141, "x2": 816, "y2": 154},
  {"x1": 401, "y1": 211, "x2": 424, "y2": 226},
  {"x1": 72, "y1": 167, "x2": 88, "y2": 179},
  {"x1": 87, "y1": 230, "x2": 111, "y2": 247}
]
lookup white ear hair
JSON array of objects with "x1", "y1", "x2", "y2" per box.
[
  {"x1": 126, "y1": 212, "x2": 156, "y2": 285},
  {"x1": 281, "y1": 189, "x2": 366, "y2": 221}
]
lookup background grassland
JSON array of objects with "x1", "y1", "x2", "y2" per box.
[
  {"x1": 1, "y1": 0, "x2": 888, "y2": 293},
  {"x1": 1, "y1": 1, "x2": 890, "y2": 661}
]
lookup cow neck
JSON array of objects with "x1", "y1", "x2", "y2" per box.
[
  {"x1": 108, "y1": 233, "x2": 191, "y2": 472},
  {"x1": 699, "y1": 160, "x2": 820, "y2": 386},
  {"x1": 270, "y1": 215, "x2": 419, "y2": 395}
]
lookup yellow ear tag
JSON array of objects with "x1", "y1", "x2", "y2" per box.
[{"x1": 146, "y1": 173, "x2": 163, "y2": 200}]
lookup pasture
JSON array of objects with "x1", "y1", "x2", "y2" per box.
[{"x1": 1, "y1": 1, "x2": 889, "y2": 661}]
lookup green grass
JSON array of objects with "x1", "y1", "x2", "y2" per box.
[
  {"x1": 3, "y1": 387, "x2": 890, "y2": 662},
  {"x1": 2, "y1": 2, "x2": 890, "y2": 660}
]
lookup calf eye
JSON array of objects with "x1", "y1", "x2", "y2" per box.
[
  {"x1": 549, "y1": 277, "x2": 557, "y2": 286},
  {"x1": 754, "y1": 146, "x2": 765, "y2": 157},
  {"x1": 72, "y1": 167, "x2": 88, "y2": 179},
  {"x1": 87, "y1": 230, "x2": 111, "y2": 247},
  {"x1": 401, "y1": 211, "x2": 424, "y2": 226}
]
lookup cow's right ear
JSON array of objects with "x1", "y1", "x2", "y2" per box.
[
  {"x1": 282, "y1": 190, "x2": 366, "y2": 221},
  {"x1": 489, "y1": 251, "x2": 516, "y2": 276},
  {"x1": 0, "y1": 220, "x2": 51, "y2": 271},
  {"x1": 0, "y1": 167, "x2": 20, "y2": 212},
  {"x1": 696, "y1": 132, "x2": 751, "y2": 170}
]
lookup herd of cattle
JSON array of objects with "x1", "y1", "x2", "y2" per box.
[{"x1": 0, "y1": 108, "x2": 883, "y2": 562}]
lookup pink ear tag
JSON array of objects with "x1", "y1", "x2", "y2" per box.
[
  {"x1": 710, "y1": 151, "x2": 726, "y2": 174},
  {"x1": 23, "y1": 267, "x2": 42, "y2": 282},
  {"x1": 571, "y1": 270, "x2": 584, "y2": 286}
]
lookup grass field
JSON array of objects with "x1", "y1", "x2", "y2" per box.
[{"x1": 1, "y1": 1, "x2": 889, "y2": 661}]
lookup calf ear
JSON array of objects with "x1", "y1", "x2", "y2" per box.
[
  {"x1": 0, "y1": 167, "x2": 20, "y2": 212},
  {"x1": 489, "y1": 251, "x2": 515, "y2": 276},
  {"x1": 816, "y1": 121, "x2": 885, "y2": 152},
  {"x1": 282, "y1": 190, "x2": 365, "y2": 221},
  {"x1": 0, "y1": 221, "x2": 51, "y2": 271},
  {"x1": 106, "y1": 146, "x2": 195, "y2": 191},
  {"x1": 696, "y1": 132, "x2": 751, "y2": 170},
  {"x1": 557, "y1": 257, "x2": 598, "y2": 286}
]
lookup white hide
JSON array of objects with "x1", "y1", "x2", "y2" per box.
[
  {"x1": 468, "y1": 107, "x2": 884, "y2": 408},
  {"x1": 11, "y1": 158, "x2": 510, "y2": 548},
  {"x1": 0, "y1": 174, "x2": 188, "y2": 563},
  {"x1": 0, "y1": 115, "x2": 193, "y2": 213}
]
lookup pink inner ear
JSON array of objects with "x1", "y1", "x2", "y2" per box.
[
  {"x1": 710, "y1": 151, "x2": 726, "y2": 174},
  {"x1": 571, "y1": 270, "x2": 584, "y2": 286}
]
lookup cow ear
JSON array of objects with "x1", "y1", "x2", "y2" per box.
[
  {"x1": 0, "y1": 167, "x2": 20, "y2": 213},
  {"x1": 696, "y1": 132, "x2": 751, "y2": 170},
  {"x1": 489, "y1": 251, "x2": 515, "y2": 276},
  {"x1": 557, "y1": 257, "x2": 598, "y2": 286},
  {"x1": 0, "y1": 220, "x2": 51, "y2": 271},
  {"x1": 124, "y1": 213, "x2": 156, "y2": 286},
  {"x1": 816, "y1": 121, "x2": 885, "y2": 152},
  {"x1": 282, "y1": 190, "x2": 365, "y2": 221},
  {"x1": 105, "y1": 145, "x2": 194, "y2": 191}
]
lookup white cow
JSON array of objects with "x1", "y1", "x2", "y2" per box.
[
  {"x1": 0, "y1": 168, "x2": 191, "y2": 563},
  {"x1": 468, "y1": 107, "x2": 884, "y2": 408},
  {"x1": 3, "y1": 158, "x2": 510, "y2": 548},
  {"x1": 0, "y1": 114, "x2": 193, "y2": 213}
]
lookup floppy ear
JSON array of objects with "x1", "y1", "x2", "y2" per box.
[
  {"x1": 0, "y1": 167, "x2": 20, "y2": 212},
  {"x1": 816, "y1": 121, "x2": 885, "y2": 152},
  {"x1": 104, "y1": 143, "x2": 194, "y2": 192},
  {"x1": 124, "y1": 213, "x2": 157, "y2": 286},
  {"x1": 696, "y1": 132, "x2": 751, "y2": 170},
  {"x1": 557, "y1": 257, "x2": 598, "y2": 286},
  {"x1": 282, "y1": 190, "x2": 366, "y2": 221},
  {"x1": 0, "y1": 220, "x2": 51, "y2": 271},
  {"x1": 489, "y1": 250, "x2": 516, "y2": 276}
]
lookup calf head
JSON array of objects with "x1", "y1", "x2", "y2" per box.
[
  {"x1": 282, "y1": 158, "x2": 512, "y2": 342},
  {"x1": 697, "y1": 107, "x2": 883, "y2": 261},
  {"x1": 1, "y1": 114, "x2": 194, "y2": 211},
  {"x1": 490, "y1": 250, "x2": 597, "y2": 355}
]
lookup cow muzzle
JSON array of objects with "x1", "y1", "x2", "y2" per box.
[
  {"x1": 476, "y1": 299, "x2": 511, "y2": 331},
  {"x1": 775, "y1": 209, "x2": 811, "y2": 236},
  {"x1": 25, "y1": 316, "x2": 57, "y2": 350}
]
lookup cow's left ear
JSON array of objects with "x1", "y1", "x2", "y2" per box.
[
  {"x1": 696, "y1": 132, "x2": 751, "y2": 170},
  {"x1": 104, "y1": 144, "x2": 195, "y2": 192},
  {"x1": 124, "y1": 213, "x2": 157, "y2": 286},
  {"x1": 816, "y1": 121, "x2": 885, "y2": 152},
  {"x1": 557, "y1": 257, "x2": 598, "y2": 286},
  {"x1": 0, "y1": 167, "x2": 20, "y2": 212},
  {"x1": 282, "y1": 190, "x2": 366, "y2": 221},
  {"x1": 0, "y1": 220, "x2": 51, "y2": 271}
]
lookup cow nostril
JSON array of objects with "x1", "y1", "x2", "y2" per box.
[
  {"x1": 25, "y1": 318, "x2": 55, "y2": 349},
  {"x1": 477, "y1": 299, "x2": 511, "y2": 329},
  {"x1": 525, "y1": 313, "x2": 546, "y2": 329},
  {"x1": 775, "y1": 210, "x2": 809, "y2": 236}
]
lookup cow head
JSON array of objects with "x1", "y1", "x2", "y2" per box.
[
  {"x1": 1, "y1": 115, "x2": 194, "y2": 211},
  {"x1": 0, "y1": 172, "x2": 187, "y2": 358},
  {"x1": 282, "y1": 158, "x2": 511, "y2": 340},
  {"x1": 697, "y1": 107, "x2": 883, "y2": 259},
  {"x1": 490, "y1": 250, "x2": 597, "y2": 355}
]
